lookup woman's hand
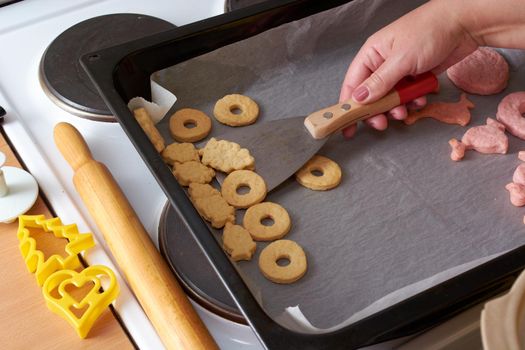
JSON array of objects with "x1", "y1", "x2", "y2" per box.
[{"x1": 339, "y1": 0, "x2": 480, "y2": 138}]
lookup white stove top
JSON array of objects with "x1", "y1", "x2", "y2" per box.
[{"x1": 0, "y1": 1, "x2": 484, "y2": 349}]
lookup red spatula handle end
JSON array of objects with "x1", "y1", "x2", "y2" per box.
[{"x1": 394, "y1": 71, "x2": 439, "y2": 104}]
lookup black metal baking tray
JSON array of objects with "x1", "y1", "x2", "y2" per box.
[{"x1": 81, "y1": 1, "x2": 525, "y2": 348}]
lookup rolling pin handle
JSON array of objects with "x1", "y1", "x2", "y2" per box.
[{"x1": 53, "y1": 122, "x2": 94, "y2": 171}]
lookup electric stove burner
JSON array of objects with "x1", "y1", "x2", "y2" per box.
[
  {"x1": 225, "y1": 0, "x2": 269, "y2": 12},
  {"x1": 39, "y1": 14, "x2": 175, "y2": 122},
  {"x1": 158, "y1": 202, "x2": 245, "y2": 324}
]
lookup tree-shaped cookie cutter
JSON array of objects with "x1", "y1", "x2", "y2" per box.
[{"x1": 17, "y1": 215, "x2": 95, "y2": 285}]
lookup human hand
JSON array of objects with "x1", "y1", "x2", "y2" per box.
[{"x1": 339, "y1": 0, "x2": 479, "y2": 138}]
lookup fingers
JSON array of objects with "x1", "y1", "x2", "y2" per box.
[
  {"x1": 407, "y1": 96, "x2": 427, "y2": 110},
  {"x1": 342, "y1": 124, "x2": 357, "y2": 139},
  {"x1": 387, "y1": 105, "x2": 407, "y2": 120},
  {"x1": 364, "y1": 114, "x2": 388, "y2": 130},
  {"x1": 352, "y1": 57, "x2": 411, "y2": 104}
]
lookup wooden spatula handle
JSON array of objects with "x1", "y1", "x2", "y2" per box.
[
  {"x1": 304, "y1": 72, "x2": 439, "y2": 139},
  {"x1": 53, "y1": 122, "x2": 218, "y2": 350}
]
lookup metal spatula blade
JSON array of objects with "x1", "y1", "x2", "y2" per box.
[
  {"x1": 215, "y1": 72, "x2": 439, "y2": 191},
  {"x1": 215, "y1": 116, "x2": 325, "y2": 191}
]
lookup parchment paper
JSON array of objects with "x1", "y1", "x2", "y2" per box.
[{"x1": 151, "y1": 0, "x2": 525, "y2": 332}]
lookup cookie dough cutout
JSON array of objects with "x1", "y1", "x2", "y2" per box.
[
  {"x1": 133, "y1": 108, "x2": 165, "y2": 152},
  {"x1": 173, "y1": 161, "x2": 215, "y2": 186},
  {"x1": 162, "y1": 142, "x2": 200, "y2": 165},
  {"x1": 519, "y1": 151, "x2": 525, "y2": 162},
  {"x1": 213, "y1": 94, "x2": 260, "y2": 127},
  {"x1": 295, "y1": 155, "x2": 342, "y2": 191},
  {"x1": 447, "y1": 47, "x2": 509, "y2": 95},
  {"x1": 496, "y1": 91, "x2": 525, "y2": 140},
  {"x1": 506, "y1": 183, "x2": 525, "y2": 207},
  {"x1": 188, "y1": 183, "x2": 235, "y2": 228},
  {"x1": 448, "y1": 118, "x2": 508, "y2": 161},
  {"x1": 169, "y1": 108, "x2": 212, "y2": 143},
  {"x1": 258, "y1": 240, "x2": 307, "y2": 284},
  {"x1": 222, "y1": 170, "x2": 266, "y2": 208},
  {"x1": 404, "y1": 93, "x2": 474, "y2": 126},
  {"x1": 200, "y1": 138, "x2": 255, "y2": 173},
  {"x1": 222, "y1": 223, "x2": 256, "y2": 261},
  {"x1": 243, "y1": 202, "x2": 291, "y2": 241}
]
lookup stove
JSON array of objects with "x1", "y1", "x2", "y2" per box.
[{"x1": 0, "y1": 0, "x2": 485, "y2": 349}]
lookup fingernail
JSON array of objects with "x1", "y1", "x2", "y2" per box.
[{"x1": 353, "y1": 86, "x2": 369, "y2": 102}]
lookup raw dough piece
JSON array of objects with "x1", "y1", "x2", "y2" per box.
[
  {"x1": 243, "y1": 202, "x2": 291, "y2": 241},
  {"x1": 188, "y1": 183, "x2": 235, "y2": 228},
  {"x1": 221, "y1": 170, "x2": 267, "y2": 208},
  {"x1": 258, "y1": 240, "x2": 307, "y2": 284},
  {"x1": 448, "y1": 118, "x2": 508, "y2": 161},
  {"x1": 214, "y1": 94, "x2": 259, "y2": 126},
  {"x1": 222, "y1": 223, "x2": 256, "y2": 261},
  {"x1": 199, "y1": 138, "x2": 255, "y2": 173},
  {"x1": 295, "y1": 155, "x2": 342, "y2": 191},
  {"x1": 162, "y1": 142, "x2": 200, "y2": 165},
  {"x1": 513, "y1": 164, "x2": 525, "y2": 185},
  {"x1": 496, "y1": 92, "x2": 525, "y2": 140},
  {"x1": 169, "y1": 108, "x2": 212, "y2": 142},
  {"x1": 404, "y1": 93, "x2": 474, "y2": 126},
  {"x1": 447, "y1": 47, "x2": 509, "y2": 95},
  {"x1": 505, "y1": 183, "x2": 525, "y2": 207},
  {"x1": 133, "y1": 108, "x2": 165, "y2": 152},
  {"x1": 173, "y1": 161, "x2": 215, "y2": 186},
  {"x1": 518, "y1": 151, "x2": 525, "y2": 162}
]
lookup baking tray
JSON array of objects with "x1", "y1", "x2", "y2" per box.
[{"x1": 80, "y1": 0, "x2": 525, "y2": 348}]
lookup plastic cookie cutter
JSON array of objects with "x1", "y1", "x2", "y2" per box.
[
  {"x1": 17, "y1": 215, "x2": 95, "y2": 285},
  {"x1": 42, "y1": 265, "x2": 120, "y2": 338},
  {"x1": 0, "y1": 151, "x2": 39, "y2": 223}
]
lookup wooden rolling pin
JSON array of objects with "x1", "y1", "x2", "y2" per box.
[{"x1": 53, "y1": 122, "x2": 218, "y2": 350}]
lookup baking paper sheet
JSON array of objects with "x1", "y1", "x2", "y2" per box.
[{"x1": 151, "y1": 0, "x2": 525, "y2": 332}]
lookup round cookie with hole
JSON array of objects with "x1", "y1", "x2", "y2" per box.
[
  {"x1": 169, "y1": 108, "x2": 212, "y2": 143},
  {"x1": 258, "y1": 239, "x2": 307, "y2": 284},
  {"x1": 213, "y1": 94, "x2": 259, "y2": 127},
  {"x1": 295, "y1": 154, "x2": 342, "y2": 191},
  {"x1": 221, "y1": 170, "x2": 266, "y2": 209},
  {"x1": 243, "y1": 202, "x2": 291, "y2": 241}
]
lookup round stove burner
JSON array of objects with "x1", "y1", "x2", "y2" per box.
[
  {"x1": 40, "y1": 14, "x2": 175, "y2": 122},
  {"x1": 158, "y1": 202, "x2": 245, "y2": 324}
]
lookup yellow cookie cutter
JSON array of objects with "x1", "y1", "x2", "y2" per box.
[
  {"x1": 17, "y1": 215, "x2": 95, "y2": 286},
  {"x1": 42, "y1": 265, "x2": 120, "y2": 338}
]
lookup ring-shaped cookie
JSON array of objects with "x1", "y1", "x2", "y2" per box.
[
  {"x1": 258, "y1": 240, "x2": 307, "y2": 284},
  {"x1": 221, "y1": 170, "x2": 267, "y2": 208},
  {"x1": 243, "y1": 202, "x2": 291, "y2": 241},
  {"x1": 213, "y1": 94, "x2": 259, "y2": 127},
  {"x1": 295, "y1": 155, "x2": 342, "y2": 191},
  {"x1": 169, "y1": 108, "x2": 212, "y2": 142}
]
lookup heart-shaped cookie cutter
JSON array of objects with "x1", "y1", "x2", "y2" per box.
[
  {"x1": 42, "y1": 265, "x2": 119, "y2": 338},
  {"x1": 17, "y1": 215, "x2": 95, "y2": 285}
]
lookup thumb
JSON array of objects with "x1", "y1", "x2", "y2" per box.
[{"x1": 352, "y1": 58, "x2": 410, "y2": 104}]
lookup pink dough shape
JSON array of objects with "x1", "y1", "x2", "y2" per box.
[
  {"x1": 519, "y1": 151, "x2": 525, "y2": 162},
  {"x1": 405, "y1": 93, "x2": 474, "y2": 126},
  {"x1": 506, "y1": 183, "x2": 525, "y2": 207},
  {"x1": 513, "y1": 164, "x2": 525, "y2": 185},
  {"x1": 448, "y1": 118, "x2": 508, "y2": 161},
  {"x1": 496, "y1": 91, "x2": 525, "y2": 140},
  {"x1": 447, "y1": 47, "x2": 509, "y2": 95}
]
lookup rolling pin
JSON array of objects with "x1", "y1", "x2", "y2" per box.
[{"x1": 53, "y1": 122, "x2": 218, "y2": 350}]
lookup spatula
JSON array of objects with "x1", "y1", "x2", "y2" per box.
[{"x1": 216, "y1": 72, "x2": 439, "y2": 191}]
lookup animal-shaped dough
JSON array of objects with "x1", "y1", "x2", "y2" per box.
[
  {"x1": 404, "y1": 93, "x2": 474, "y2": 126},
  {"x1": 505, "y1": 183, "x2": 525, "y2": 207},
  {"x1": 448, "y1": 118, "x2": 508, "y2": 161}
]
